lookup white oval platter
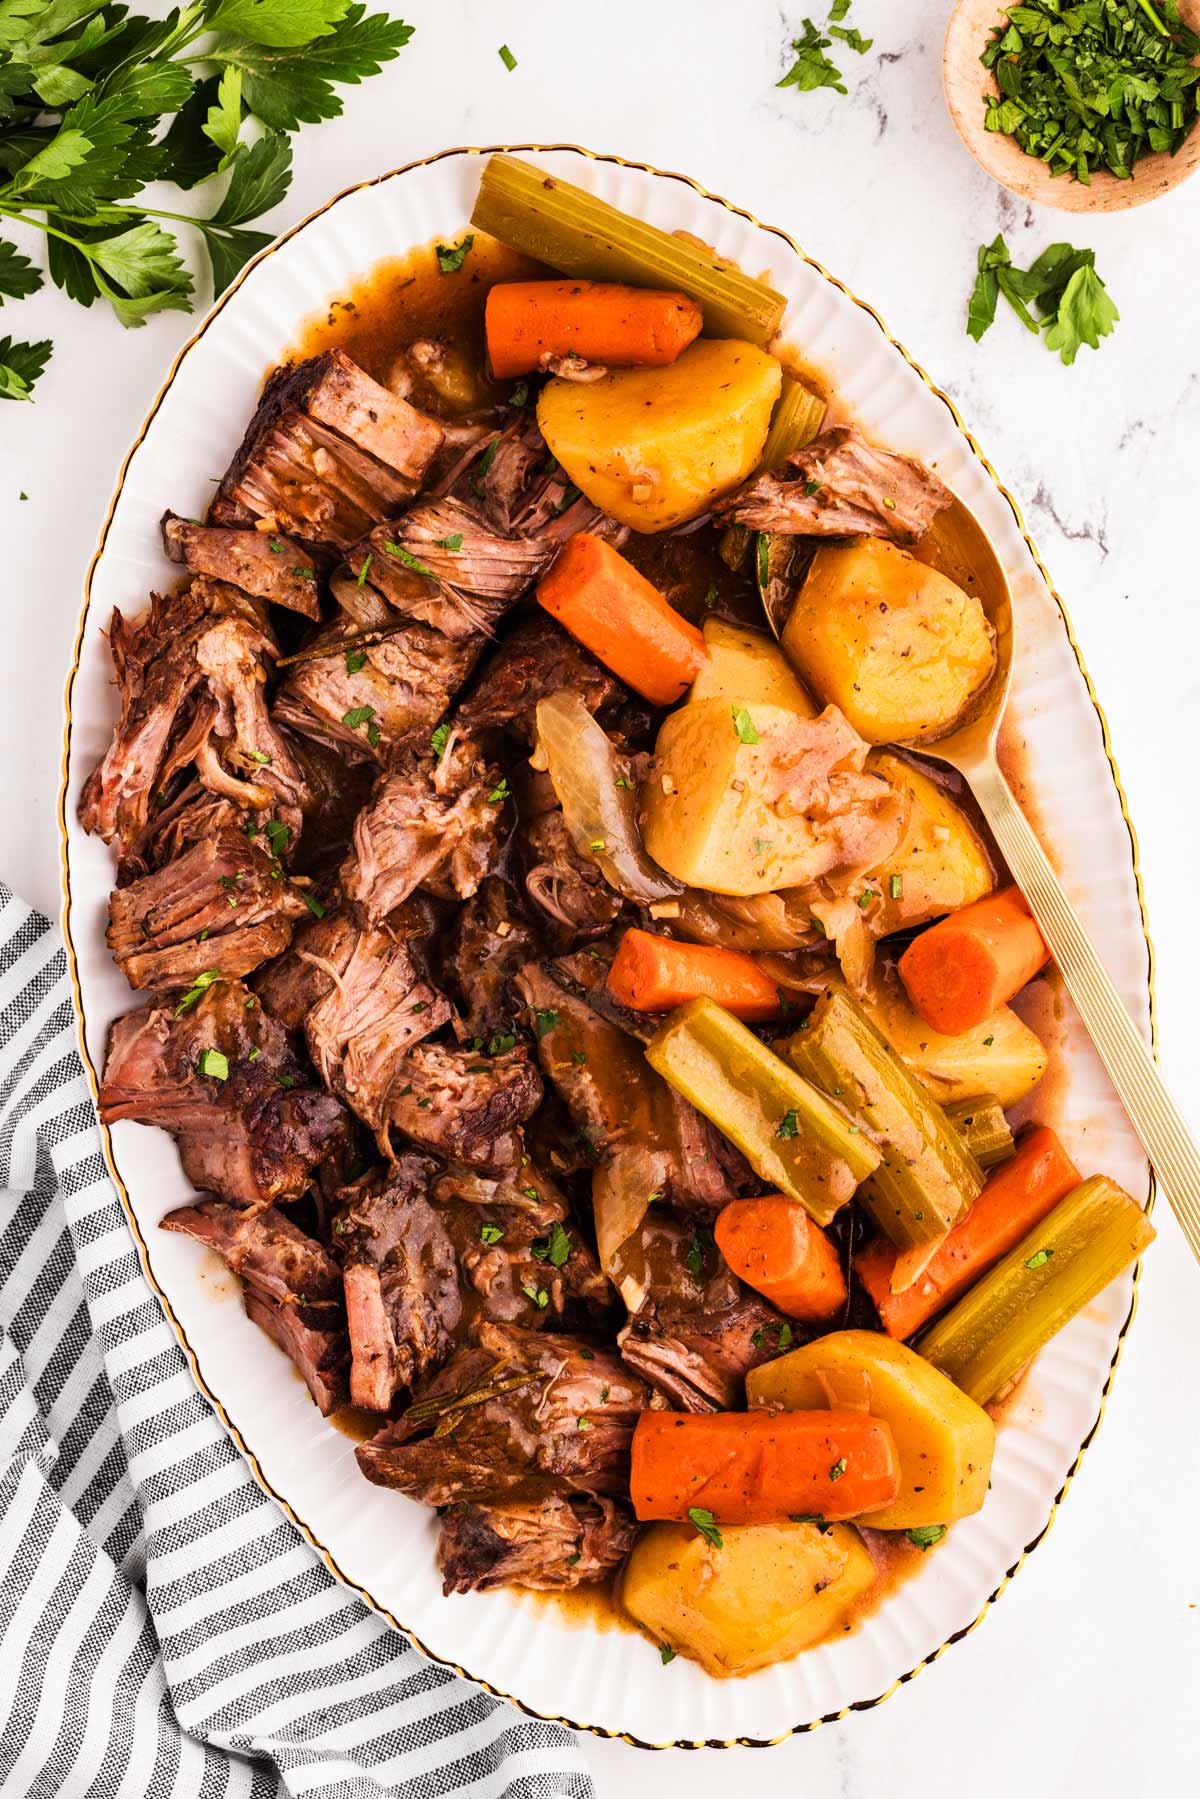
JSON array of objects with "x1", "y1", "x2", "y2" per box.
[{"x1": 60, "y1": 144, "x2": 1154, "y2": 1748}]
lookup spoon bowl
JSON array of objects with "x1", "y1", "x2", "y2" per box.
[{"x1": 943, "y1": 0, "x2": 1200, "y2": 214}]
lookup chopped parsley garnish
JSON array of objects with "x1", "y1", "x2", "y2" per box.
[
  {"x1": 480, "y1": 1223, "x2": 504, "y2": 1245},
  {"x1": 197, "y1": 1049, "x2": 228, "y2": 1081},
  {"x1": 686, "y1": 1506, "x2": 723, "y2": 1549},
  {"x1": 470, "y1": 438, "x2": 499, "y2": 496},
  {"x1": 776, "y1": 1109, "x2": 800, "y2": 1139},
  {"x1": 755, "y1": 530, "x2": 770, "y2": 590},
  {"x1": 889, "y1": 873, "x2": 903, "y2": 900},
  {"x1": 659, "y1": 1643, "x2": 676, "y2": 1665},
  {"x1": 355, "y1": 554, "x2": 373, "y2": 589},
  {"x1": 291, "y1": 566, "x2": 316, "y2": 581},
  {"x1": 906, "y1": 1524, "x2": 947, "y2": 1551},
  {"x1": 686, "y1": 1227, "x2": 711, "y2": 1279},
  {"x1": 487, "y1": 1029, "x2": 517, "y2": 1055},
  {"x1": 533, "y1": 1007, "x2": 560, "y2": 1039},
  {"x1": 522, "y1": 1283, "x2": 549, "y2": 1309},
  {"x1": 981, "y1": 0, "x2": 1200, "y2": 184},
  {"x1": 778, "y1": 17, "x2": 850, "y2": 97},
  {"x1": 778, "y1": 1322, "x2": 794, "y2": 1350},
  {"x1": 858, "y1": 888, "x2": 879, "y2": 909},
  {"x1": 342, "y1": 705, "x2": 376, "y2": 730},
  {"x1": 731, "y1": 705, "x2": 760, "y2": 745},
  {"x1": 382, "y1": 541, "x2": 436, "y2": 579},
  {"x1": 276, "y1": 1073, "x2": 300, "y2": 1090},
  {"x1": 174, "y1": 969, "x2": 220, "y2": 1018},
  {"x1": 247, "y1": 1047, "x2": 261, "y2": 1062},
  {"x1": 753, "y1": 837, "x2": 773, "y2": 858},
  {"x1": 498, "y1": 42, "x2": 518, "y2": 70},
  {"x1": 532, "y1": 1222, "x2": 572, "y2": 1267},
  {"x1": 345, "y1": 647, "x2": 368, "y2": 675},
  {"x1": 435, "y1": 234, "x2": 474, "y2": 275},
  {"x1": 509, "y1": 380, "x2": 529, "y2": 408},
  {"x1": 246, "y1": 748, "x2": 272, "y2": 765},
  {"x1": 1025, "y1": 1248, "x2": 1054, "y2": 1270},
  {"x1": 828, "y1": 1457, "x2": 847, "y2": 1482},
  {"x1": 300, "y1": 891, "x2": 326, "y2": 919},
  {"x1": 486, "y1": 778, "x2": 510, "y2": 804},
  {"x1": 704, "y1": 580, "x2": 719, "y2": 608},
  {"x1": 435, "y1": 532, "x2": 464, "y2": 551},
  {"x1": 790, "y1": 1514, "x2": 833, "y2": 1533},
  {"x1": 983, "y1": 1035, "x2": 995, "y2": 1047},
  {"x1": 589, "y1": 838, "x2": 606, "y2": 853},
  {"x1": 430, "y1": 721, "x2": 451, "y2": 760},
  {"x1": 567, "y1": 1551, "x2": 581, "y2": 1567},
  {"x1": 576, "y1": 1416, "x2": 592, "y2": 1431},
  {"x1": 804, "y1": 477, "x2": 822, "y2": 496}
]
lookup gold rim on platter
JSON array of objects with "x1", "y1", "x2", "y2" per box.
[{"x1": 56, "y1": 142, "x2": 1157, "y2": 1750}]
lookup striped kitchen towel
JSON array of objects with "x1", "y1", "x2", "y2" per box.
[{"x1": 0, "y1": 883, "x2": 590, "y2": 1799}]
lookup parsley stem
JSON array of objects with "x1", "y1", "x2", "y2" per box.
[{"x1": 1135, "y1": 0, "x2": 1168, "y2": 33}]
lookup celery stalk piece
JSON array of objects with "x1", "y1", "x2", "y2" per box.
[
  {"x1": 918, "y1": 1175, "x2": 1155, "y2": 1406},
  {"x1": 784, "y1": 988, "x2": 983, "y2": 1249},
  {"x1": 943, "y1": 1095, "x2": 1014, "y2": 1169},
  {"x1": 758, "y1": 374, "x2": 826, "y2": 472},
  {"x1": 471, "y1": 155, "x2": 787, "y2": 346},
  {"x1": 644, "y1": 997, "x2": 879, "y2": 1225}
]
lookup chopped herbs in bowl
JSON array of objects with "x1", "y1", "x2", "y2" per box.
[{"x1": 982, "y1": 0, "x2": 1200, "y2": 183}]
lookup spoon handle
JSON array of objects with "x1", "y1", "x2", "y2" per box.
[{"x1": 972, "y1": 760, "x2": 1200, "y2": 1263}]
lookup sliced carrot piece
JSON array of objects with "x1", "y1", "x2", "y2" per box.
[
  {"x1": 485, "y1": 279, "x2": 703, "y2": 378},
  {"x1": 855, "y1": 1125, "x2": 1081, "y2": 1339},
  {"x1": 630, "y1": 1408, "x2": 900, "y2": 1525},
  {"x1": 715, "y1": 1196, "x2": 847, "y2": 1322},
  {"x1": 607, "y1": 929, "x2": 785, "y2": 1021},
  {"x1": 536, "y1": 533, "x2": 707, "y2": 704},
  {"x1": 898, "y1": 886, "x2": 1049, "y2": 1035}
]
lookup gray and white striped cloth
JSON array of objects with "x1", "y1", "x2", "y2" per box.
[{"x1": 0, "y1": 884, "x2": 590, "y2": 1799}]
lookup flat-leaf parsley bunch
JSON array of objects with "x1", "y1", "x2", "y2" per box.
[{"x1": 0, "y1": 0, "x2": 414, "y2": 399}]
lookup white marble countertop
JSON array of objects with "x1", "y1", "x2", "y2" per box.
[{"x1": 5, "y1": 0, "x2": 1199, "y2": 1790}]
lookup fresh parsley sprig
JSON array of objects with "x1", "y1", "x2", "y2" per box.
[
  {"x1": 0, "y1": 0, "x2": 414, "y2": 399},
  {"x1": 967, "y1": 233, "x2": 1119, "y2": 365}
]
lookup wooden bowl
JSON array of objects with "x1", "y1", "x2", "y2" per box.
[{"x1": 944, "y1": 0, "x2": 1200, "y2": 212}]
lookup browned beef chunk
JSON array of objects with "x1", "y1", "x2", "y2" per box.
[
  {"x1": 273, "y1": 618, "x2": 481, "y2": 767},
  {"x1": 438, "y1": 1495, "x2": 636, "y2": 1595},
  {"x1": 612, "y1": 1210, "x2": 788, "y2": 1411},
  {"x1": 255, "y1": 906, "x2": 451, "y2": 1127},
  {"x1": 128, "y1": 781, "x2": 243, "y2": 880},
  {"x1": 161, "y1": 1200, "x2": 348, "y2": 1413},
  {"x1": 106, "y1": 827, "x2": 309, "y2": 992},
  {"x1": 515, "y1": 963, "x2": 748, "y2": 1215},
  {"x1": 99, "y1": 979, "x2": 349, "y2": 1211},
  {"x1": 714, "y1": 425, "x2": 953, "y2": 546},
  {"x1": 355, "y1": 1321, "x2": 649, "y2": 1505},
  {"x1": 161, "y1": 512, "x2": 320, "y2": 618},
  {"x1": 254, "y1": 893, "x2": 439, "y2": 1026},
  {"x1": 79, "y1": 578, "x2": 299, "y2": 861},
  {"x1": 342, "y1": 499, "x2": 550, "y2": 642},
  {"x1": 441, "y1": 879, "x2": 540, "y2": 1041},
  {"x1": 341, "y1": 735, "x2": 503, "y2": 921},
  {"x1": 209, "y1": 350, "x2": 445, "y2": 551},
  {"x1": 458, "y1": 612, "x2": 623, "y2": 745},
  {"x1": 522, "y1": 809, "x2": 624, "y2": 944},
  {"x1": 384, "y1": 1043, "x2": 542, "y2": 1170},
  {"x1": 335, "y1": 1155, "x2": 461, "y2": 1411},
  {"x1": 456, "y1": 415, "x2": 628, "y2": 549}
]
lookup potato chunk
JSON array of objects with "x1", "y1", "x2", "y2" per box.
[
  {"x1": 641, "y1": 700, "x2": 902, "y2": 896},
  {"x1": 864, "y1": 972, "x2": 1047, "y2": 1109},
  {"x1": 747, "y1": 1329, "x2": 994, "y2": 1529},
  {"x1": 537, "y1": 338, "x2": 781, "y2": 533},
  {"x1": 621, "y1": 1519, "x2": 875, "y2": 1677},
  {"x1": 782, "y1": 538, "x2": 996, "y2": 745},
  {"x1": 865, "y1": 752, "x2": 994, "y2": 936},
  {"x1": 690, "y1": 616, "x2": 818, "y2": 715}
]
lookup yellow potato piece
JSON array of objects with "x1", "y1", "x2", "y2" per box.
[
  {"x1": 537, "y1": 338, "x2": 781, "y2": 533},
  {"x1": 864, "y1": 974, "x2": 1047, "y2": 1110},
  {"x1": 747, "y1": 1329, "x2": 995, "y2": 1530},
  {"x1": 782, "y1": 538, "x2": 996, "y2": 745},
  {"x1": 691, "y1": 617, "x2": 818, "y2": 715},
  {"x1": 621, "y1": 1519, "x2": 875, "y2": 1678},
  {"x1": 642, "y1": 699, "x2": 847, "y2": 896},
  {"x1": 865, "y1": 752, "x2": 994, "y2": 936}
]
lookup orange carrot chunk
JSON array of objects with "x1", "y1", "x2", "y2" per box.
[
  {"x1": 485, "y1": 279, "x2": 703, "y2": 378},
  {"x1": 715, "y1": 1196, "x2": 848, "y2": 1322},
  {"x1": 630, "y1": 1409, "x2": 900, "y2": 1525},
  {"x1": 607, "y1": 929, "x2": 786, "y2": 1022},
  {"x1": 898, "y1": 885, "x2": 1050, "y2": 1035},
  {"x1": 855, "y1": 1124, "x2": 1081, "y2": 1340},
  {"x1": 537, "y1": 533, "x2": 707, "y2": 705}
]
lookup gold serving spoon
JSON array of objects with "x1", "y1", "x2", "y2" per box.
[{"x1": 767, "y1": 498, "x2": 1200, "y2": 1264}]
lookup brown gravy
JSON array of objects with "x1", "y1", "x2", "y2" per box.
[{"x1": 280, "y1": 233, "x2": 1070, "y2": 1670}]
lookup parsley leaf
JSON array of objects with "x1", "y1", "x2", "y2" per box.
[
  {"x1": 731, "y1": 705, "x2": 760, "y2": 745},
  {"x1": 778, "y1": 19, "x2": 847, "y2": 96},
  {"x1": 435, "y1": 234, "x2": 473, "y2": 274},
  {"x1": 906, "y1": 1524, "x2": 947, "y2": 1551},
  {"x1": 197, "y1": 1048, "x2": 229, "y2": 1081},
  {"x1": 0, "y1": 239, "x2": 42, "y2": 303},
  {"x1": 686, "y1": 1506, "x2": 723, "y2": 1549},
  {"x1": 1042, "y1": 264, "x2": 1120, "y2": 365},
  {"x1": 0, "y1": 334, "x2": 51, "y2": 400}
]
